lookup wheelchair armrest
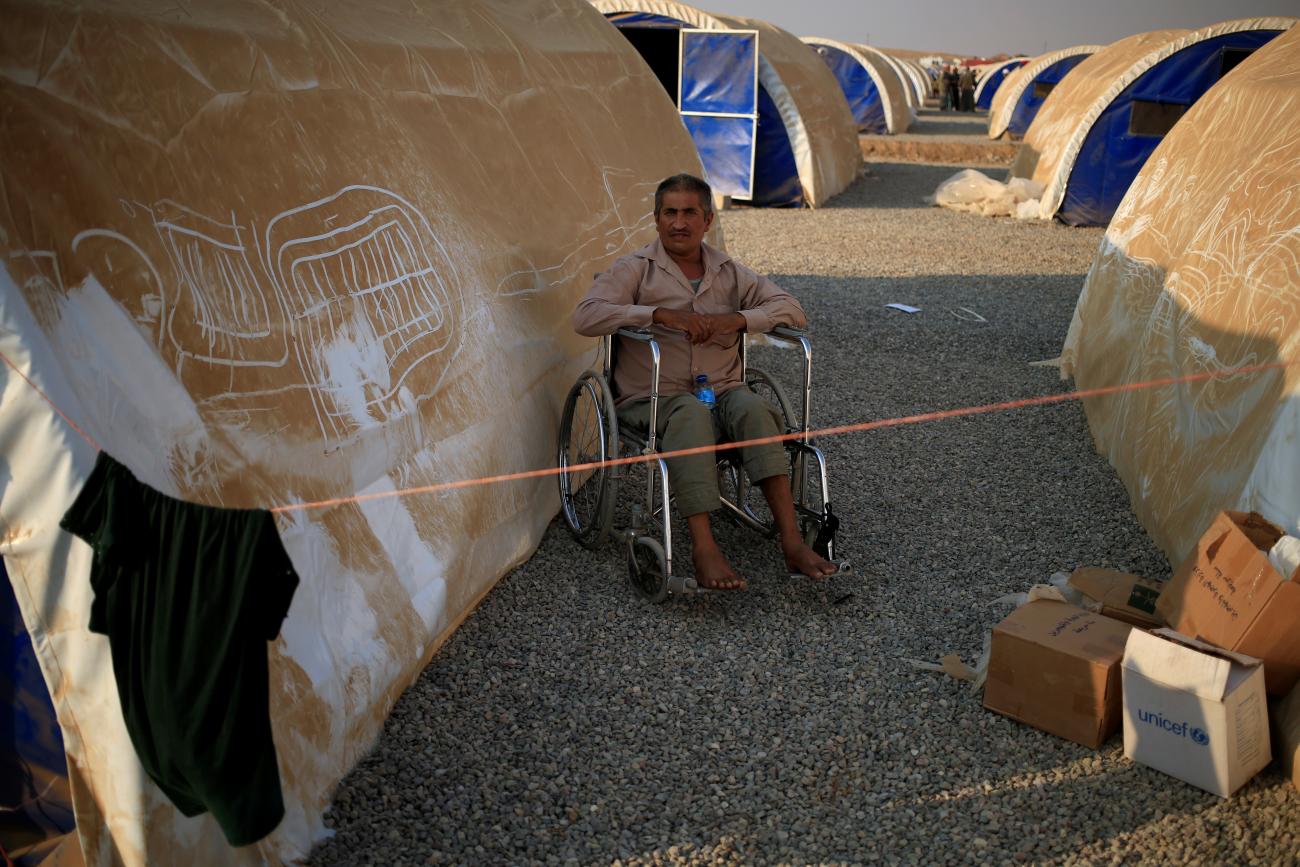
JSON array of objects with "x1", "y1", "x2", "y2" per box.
[
  {"x1": 615, "y1": 327, "x2": 657, "y2": 343},
  {"x1": 765, "y1": 325, "x2": 809, "y2": 345}
]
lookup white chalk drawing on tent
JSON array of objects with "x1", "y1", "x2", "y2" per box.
[
  {"x1": 152, "y1": 201, "x2": 290, "y2": 369},
  {"x1": 263, "y1": 185, "x2": 461, "y2": 441},
  {"x1": 68, "y1": 186, "x2": 461, "y2": 443}
]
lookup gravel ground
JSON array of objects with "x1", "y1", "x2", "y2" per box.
[
  {"x1": 307, "y1": 156, "x2": 1300, "y2": 865},
  {"x1": 879, "y1": 108, "x2": 995, "y2": 143}
]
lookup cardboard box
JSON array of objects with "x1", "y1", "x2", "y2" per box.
[
  {"x1": 1122, "y1": 628, "x2": 1270, "y2": 797},
  {"x1": 1068, "y1": 567, "x2": 1163, "y2": 629},
  {"x1": 983, "y1": 600, "x2": 1135, "y2": 748},
  {"x1": 1270, "y1": 681, "x2": 1300, "y2": 791},
  {"x1": 1156, "y1": 510, "x2": 1300, "y2": 695}
]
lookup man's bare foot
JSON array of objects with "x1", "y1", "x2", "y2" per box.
[
  {"x1": 784, "y1": 542, "x2": 838, "y2": 580},
  {"x1": 693, "y1": 544, "x2": 747, "y2": 590}
]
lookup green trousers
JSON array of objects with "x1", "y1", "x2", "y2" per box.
[{"x1": 618, "y1": 386, "x2": 787, "y2": 517}]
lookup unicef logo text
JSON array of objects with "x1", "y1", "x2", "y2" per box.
[{"x1": 1136, "y1": 709, "x2": 1210, "y2": 746}]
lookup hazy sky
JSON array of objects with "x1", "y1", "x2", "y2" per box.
[{"x1": 699, "y1": 0, "x2": 1298, "y2": 57}]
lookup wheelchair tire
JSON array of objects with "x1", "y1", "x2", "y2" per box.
[
  {"x1": 745, "y1": 366, "x2": 797, "y2": 432},
  {"x1": 627, "y1": 535, "x2": 668, "y2": 603},
  {"x1": 715, "y1": 366, "x2": 798, "y2": 533},
  {"x1": 557, "y1": 370, "x2": 618, "y2": 549}
]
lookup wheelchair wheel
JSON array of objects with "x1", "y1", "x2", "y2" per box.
[
  {"x1": 716, "y1": 366, "x2": 797, "y2": 533},
  {"x1": 627, "y1": 535, "x2": 668, "y2": 603},
  {"x1": 557, "y1": 370, "x2": 618, "y2": 548},
  {"x1": 799, "y1": 456, "x2": 828, "y2": 548},
  {"x1": 745, "y1": 366, "x2": 797, "y2": 432}
]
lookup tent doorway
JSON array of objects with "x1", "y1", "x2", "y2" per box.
[{"x1": 620, "y1": 27, "x2": 680, "y2": 105}]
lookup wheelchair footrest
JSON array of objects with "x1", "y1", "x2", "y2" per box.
[
  {"x1": 668, "y1": 574, "x2": 699, "y2": 595},
  {"x1": 787, "y1": 559, "x2": 853, "y2": 580}
]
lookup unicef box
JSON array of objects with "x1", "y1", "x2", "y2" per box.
[{"x1": 1122, "y1": 628, "x2": 1270, "y2": 797}]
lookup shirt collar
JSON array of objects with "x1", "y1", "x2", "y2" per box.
[{"x1": 637, "y1": 236, "x2": 731, "y2": 275}]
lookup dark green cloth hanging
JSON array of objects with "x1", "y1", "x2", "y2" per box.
[{"x1": 60, "y1": 452, "x2": 299, "y2": 847}]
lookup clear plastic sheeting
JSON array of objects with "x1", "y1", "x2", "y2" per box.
[
  {"x1": 1060, "y1": 25, "x2": 1300, "y2": 565},
  {"x1": 928, "y1": 169, "x2": 1044, "y2": 219},
  {"x1": 0, "y1": 1, "x2": 707, "y2": 863}
]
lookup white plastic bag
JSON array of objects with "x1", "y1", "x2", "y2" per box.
[
  {"x1": 928, "y1": 169, "x2": 1045, "y2": 219},
  {"x1": 1270, "y1": 535, "x2": 1300, "y2": 580}
]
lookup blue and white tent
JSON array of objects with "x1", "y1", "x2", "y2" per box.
[
  {"x1": 1011, "y1": 17, "x2": 1296, "y2": 226},
  {"x1": 802, "y1": 37, "x2": 910, "y2": 134},
  {"x1": 973, "y1": 58, "x2": 1027, "y2": 110},
  {"x1": 987, "y1": 45, "x2": 1102, "y2": 140},
  {"x1": 596, "y1": 1, "x2": 861, "y2": 208}
]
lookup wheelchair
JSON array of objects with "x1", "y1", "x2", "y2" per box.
[{"x1": 556, "y1": 324, "x2": 836, "y2": 602}]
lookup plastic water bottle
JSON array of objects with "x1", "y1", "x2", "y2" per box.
[{"x1": 694, "y1": 374, "x2": 716, "y2": 409}]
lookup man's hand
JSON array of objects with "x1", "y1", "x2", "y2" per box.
[
  {"x1": 654, "y1": 308, "x2": 746, "y2": 344},
  {"x1": 653, "y1": 307, "x2": 711, "y2": 343},
  {"x1": 702, "y1": 312, "x2": 746, "y2": 339}
]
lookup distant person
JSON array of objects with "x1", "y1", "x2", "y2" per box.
[
  {"x1": 938, "y1": 65, "x2": 952, "y2": 110},
  {"x1": 959, "y1": 67, "x2": 976, "y2": 112},
  {"x1": 945, "y1": 66, "x2": 960, "y2": 112}
]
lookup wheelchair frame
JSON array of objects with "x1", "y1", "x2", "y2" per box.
[{"x1": 557, "y1": 325, "x2": 833, "y2": 602}]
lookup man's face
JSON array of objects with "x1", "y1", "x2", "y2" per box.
[{"x1": 656, "y1": 189, "x2": 713, "y2": 259}]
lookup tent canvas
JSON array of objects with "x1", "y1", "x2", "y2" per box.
[
  {"x1": 1010, "y1": 18, "x2": 1296, "y2": 225},
  {"x1": 878, "y1": 51, "x2": 923, "y2": 107},
  {"x1": 1059, "y1": 25, "x2": 1300, "y2": 565},
  {"x1": 896, "y1": 56, "x2": 930, "y2": 104},
  {"x1": 597, "y1": 0, "x2": 861, "y2": 208},
  {"x1": 0, "y1": 0, "x2": 706, "y2": 863},
  {"x1": 987, "y1": 45, "x2": 1103, "y2": 140},
  {"x1": 974, "y1": 58, "x2": 1027, "y2": 110},
  {"x1": 803, "y1": 37, "x2": 911, "y2": 134}
]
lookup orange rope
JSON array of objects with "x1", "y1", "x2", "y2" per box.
[
  {"x1": 269, "y1": 358, "x2": 1294, "y2": 513},
  {"x1": 0, "y1": 350, "x2": 101, "y2": 452},
  {"x1": 0, "y1": 344, "x2": 1289, "y2": 514}
]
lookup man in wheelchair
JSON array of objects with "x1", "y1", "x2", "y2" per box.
[{"x1": 573, "y1": 173, "x2": 837, "y2": 590}]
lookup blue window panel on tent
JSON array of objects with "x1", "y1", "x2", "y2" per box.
[
  {"x1": 679, "y1": 31, "x2": 756, "y2": 115},
  {"x1": 748, "y1": 84, "x2": 803, "y2": 207},
  {"x1": 682, "y1": 115, "x2": 756, "y2": 198},
  {"x1": 976, "y1": 61, "x2": 1025, "y2": 110},
  {"x1": 812, "y1": 44, "x2": 887, "y2": 134},
  {"x1": 679, "y1": 30, "x2": 758, "y2": 198},
  {"x1": 2, "y1": 557, "x2": 76, "y2": 861},
  {"x1": 605, "y1": 12, "x2": 798, "y2": 207},
  {"x1": 1059, "y1": 28, "x2": 1283, "y2": 226},
  {"x1": 1008, "y1": 53, "x2": 1091, "y2": 138}
]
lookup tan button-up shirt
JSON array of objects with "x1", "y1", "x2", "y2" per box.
[{"x1": 573, "y1": 237, "x2": 806, "y2": 406}]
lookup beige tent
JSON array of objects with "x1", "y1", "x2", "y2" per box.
[
  {"x1": 594, "y1": 0, "x2": 862, "y2": 207},
  {"x1": 1010, "y1": 18, "x2": 1296, "y2": 223},
  {"x1": 897, "y1": 57, "x2": 931, "y2": 104},
  {"x1": 972, "y1": 58, "x2": 1025, "y2": 108},
  {"x1": 987, "y1": 45, "x2": 1103, "y2": 140},
  {"x1": 1059, "y1": 24, "x2": 1300, "y2": 565},
  {"x1": 874, "y1": 51, "x2": 923, "y2": 107},
  {"x1": 801, "y1": 37, "x2": 911, "y2": 134},
  {"x1": 0, "y1": 0, "x2": 706, "y2": 863}
]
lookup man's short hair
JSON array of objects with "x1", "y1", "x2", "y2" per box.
[{"x1": 654, "y1": 173, "x2": 713, "y2": 218}]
